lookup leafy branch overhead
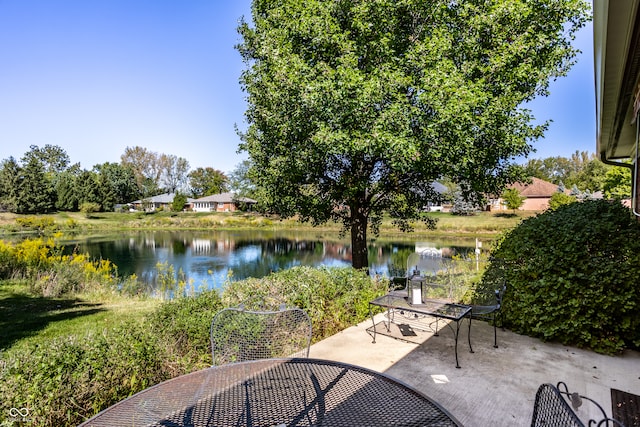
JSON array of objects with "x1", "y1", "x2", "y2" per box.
[{"x1": 237, "y1": 0, "x2": 590, "y2": 268}]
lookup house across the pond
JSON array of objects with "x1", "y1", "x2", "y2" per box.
[
  {"x1": 488, "y1": 177, "x2": 562, "y2": 211},
  {"x1": 129, "y1": 193, "x2": 194, "y2": 212},
  {"x1": 192, "y1": 192, "x2": 257, "y2": 212}
]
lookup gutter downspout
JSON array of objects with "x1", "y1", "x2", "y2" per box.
[{"x1": 599, "y1": 120, "x2": 639, "y2": 217}]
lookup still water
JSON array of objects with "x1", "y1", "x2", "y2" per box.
[{"x1": 61, "y1": 230, "x2": 478, "y2": 291}]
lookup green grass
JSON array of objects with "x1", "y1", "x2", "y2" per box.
[
  {"x1": 0, "y1": 209, "x2": 534, "y2": 236},
  {"x1": 0, "y1": 280, "x2": 160, "y2": 352}
]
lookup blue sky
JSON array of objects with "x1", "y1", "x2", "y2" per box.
[{"x1": 0, "y1": 1, "x2": 595, "y2": 174}]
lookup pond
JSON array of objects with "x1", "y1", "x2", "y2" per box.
[{"x1": 60, "y1": 230, "x2": 481, "y2": 292}]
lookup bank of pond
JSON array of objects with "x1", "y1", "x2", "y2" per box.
[{"x1": 56, "y1": 230, "x2": 486, "y2": 298}]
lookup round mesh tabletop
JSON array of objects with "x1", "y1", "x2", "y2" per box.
[{"x1": 79, "y1": 358, "x2": 461, "y2": 427}]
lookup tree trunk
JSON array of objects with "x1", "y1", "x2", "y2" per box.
[{"x1": 350, "y1": 207, "x2": 369, "y2": 272}]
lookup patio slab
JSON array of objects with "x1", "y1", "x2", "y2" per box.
[{"x1": 310, "y1": 313, "x2": 640, "y2": 426}]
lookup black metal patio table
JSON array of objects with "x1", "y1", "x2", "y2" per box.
[
  {"x1": 79, "y1": 358, "x2": 462, "y2": 426},
  {"x1": 368, "y1": 293, "x2": 473, "y2": 368}
]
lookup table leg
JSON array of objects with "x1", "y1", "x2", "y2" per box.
[
  {"x1": 454, "y1": 319, "x2": 461, "y2": 369},
  {"x1": 468, "y1": 311, "x2": 474, "y2": 354},
  {"x1": 368, "y1": 303, "x2": 377, "y2": 343}
]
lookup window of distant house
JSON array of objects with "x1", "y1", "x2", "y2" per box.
[{"x1": 218, "y1": 203, "x2": 225, "y2": 209}]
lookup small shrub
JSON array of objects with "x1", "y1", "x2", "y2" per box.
[
  {"x1": 501, "y1": 188, "x2": 525, "y2": 212},
  {"x1": 15, "y1": 216, "x2": 58, "y2": 232},
  {"x1": 0, "y1": 237, "x2": 118, "y2": 296},
  {"x1": 80, "y1": 202, "x2": 101, "y2": 218},
  {"x1": 146, "y1": 289, "x2": 224, "y2": 371},
  {"x1": 482, "y1": 199, "x2": 640, "y2": 354},
  {"x1": 548, "y1": 192, "x2": 576, "y2": 210}
]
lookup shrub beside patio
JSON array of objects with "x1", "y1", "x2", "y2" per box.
[
  {"x1": 0, "y1": 267, "x2": 387, "y2": 426},
  {"x1": 480, "y1": 200, "x2": 640, "y2": 354}
]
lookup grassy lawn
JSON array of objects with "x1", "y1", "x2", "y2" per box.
[
  {"x1": 0, "y1": 281, "x2": 160, "y2": 352},
  {"x1": 0, "y1": 209, "x2": 535, "y2": 236}
]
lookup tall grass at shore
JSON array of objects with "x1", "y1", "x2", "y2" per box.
[{"x1": 0, "y1": 210, "x2": 532, "y2": 235}]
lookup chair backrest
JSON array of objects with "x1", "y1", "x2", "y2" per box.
[
  {"x1": 210, "y1": 306, "x2": 312, "y2": 366},
  {"x1": 531, "y1": 383, "x2": 625, "y2": 427}
]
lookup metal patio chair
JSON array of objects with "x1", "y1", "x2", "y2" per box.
[
  {"x1": 531, "y1": 382, "x2": 625, "y2": 427},
  {"x1": 469, "y1": 284, "x2": 506, "y2": 348},
  {"x1": 210, "y1": 305, "x2": 312, "y2": 366}
]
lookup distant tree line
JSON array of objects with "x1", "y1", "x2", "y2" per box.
[
  {"x1": 521, "y1": 150, "x2": 631, "y2": 199},
  {"x1": 0, "y1": 144, "x2": 254, "y2": 214}
]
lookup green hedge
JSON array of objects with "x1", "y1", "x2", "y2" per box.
[{"x1": 482, "y1": 200, "x2": 640, "y2": 354}]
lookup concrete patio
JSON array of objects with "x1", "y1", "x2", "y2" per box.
[{"x1": 310, "y1": 313, "x2": 640, "y2": 426}]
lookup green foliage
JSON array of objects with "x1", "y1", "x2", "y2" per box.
[
  {"x1": 55, "y1": 170, "x2": 80, "y2": 211},
  {"x1": 222, "y1": 266, "x2": 388, "y2": 341},
  {"x1": 17, "y1": 154, "x2": 55, "y2": 214},
  {"x1": 603, "y1": 164, "x2": 632, "y2": 199},
  {"x1": 501, "y1": 188, "x2": 525, "y2": 211},
  {"x1": 171, "y1": 192, "x2": 187, "y2": 212},
  {"x1": 237, "y1": 0, "x2": 589, "y2": 269},
  {"x1": 14, "y1": 215, "x2": 59, "y2": 232},
  {"x1": 0, "y1": 322, "x2": 168, "y2": 426},
  {"x1": 0, "y1": 267, "x2": 384, "y2": 425},
  {"x1": 483, "y1": 199, "x2": 640, "y2": 354},
  {"x1": 188, "y1": 167, "x2": 227, "y2": 198},
  {"x1": 80, "y1": 202, "x2": 101, "y2": 217},
  {"x1": 93, "y1": 162, "x2": 140, "y2": 207},
  {"x1": 548, "y1": 191, "x2": 577, "y2": 210},
  {"x1": 146, "y1": 289, "x2": 224, "y2": 370},
  {"x1": 522, "y1": 151, "x2": 610, "y2": 191},
  {"x1": 227, "y1": 160, "x2": 256, "y2": 199},
  {"x1": 0, "y1": 157, "x2": 21, "y2": 211},
  {"x1": 154, "y1": 261, "x2": 190, "y2": 300},
  {"x1": 0, "y1": 237, "x2": 118, "y2": 296}
]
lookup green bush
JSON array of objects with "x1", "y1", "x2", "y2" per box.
[
  {"x1": 146, "y1": 289, "x2": 224, "y2": 371},
  {"x1": 0, "y1": 322, "x2": 168, "y2": 426},
  {"x1": 482, "y1": 199, "x2": 640, "y2": 354},
  {"x1": 548, "y1": 191, "x2": 577, "y2": 210},
  {"x1": 221, "y1": 266, "x2": 388, "y2": 341},
  {"x1": 14, "y1": 216, "x2": 59, "y2": 232},
  {"x1": 80, "y1": 202, "x2": 101, "y2": 218}
]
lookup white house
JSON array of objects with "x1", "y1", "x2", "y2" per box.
[{"x1": 191, "y1": 192, "x2": 257, "y2": 212}]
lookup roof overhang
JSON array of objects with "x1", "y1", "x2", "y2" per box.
[{"x1": 594, "y1": 0, "x2": 640, "y2": 161}]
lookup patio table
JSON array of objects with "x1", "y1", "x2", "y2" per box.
[
  {"x1": 79, "y1": 358, "x2": 462, "y2": 426},
  {"x1": 368, "y1": 293, "x2": 473, "y2": 368}
]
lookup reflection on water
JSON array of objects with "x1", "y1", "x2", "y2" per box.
[{"x1": 61, "y1": 230, "x2": 477, "y2": 291}]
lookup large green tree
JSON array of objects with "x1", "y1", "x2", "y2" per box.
[
  {"x1": 188, "y1": 167, "x2": 227, "y2": 198},
  {"x1": 0, "y1": 157, "x2": 21, "y2": 212},
  {"x1": 522, "y1": 151, "x2": 610, "y2": 191},
  {"x1": 603, "y1": 164, "x2": 632, "y2": 200},
  {"x1": 159, "y1": 154, "x2": 190, "y2": 194},
  {"x1": 228, "y1": 160, "x2": 256, "y2": 199},
  {"x1": 238, "y1": 0, "x2": 589, "y2": 269},
  {"x1": 17, "y1": 155, "x2": 55, "y2": 214},
  {"x1": 94, "y1": 162, "x2": 140, "y2": 206}
]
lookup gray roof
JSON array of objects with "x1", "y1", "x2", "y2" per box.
[
  {"x1": 431, "y1": 182, "x2": 448, "y2": 194},
  {"x1": 131, "y1": 193, "x2": 194, "y2": 204},
  {"x1": 193, "y1": 192, "x2": 257, "y2": 204}
]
